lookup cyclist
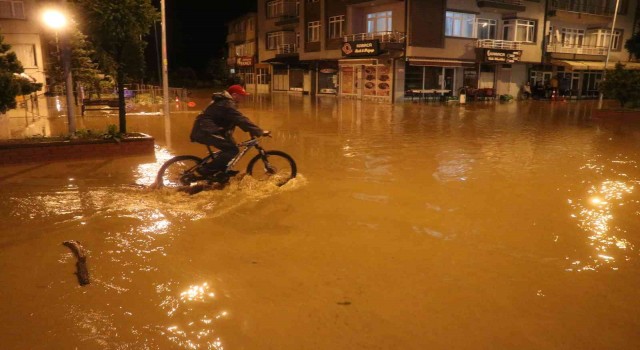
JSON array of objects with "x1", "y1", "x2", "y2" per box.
[{"x1": 190, "y1": 84, "x2": 269, "y2": 178}]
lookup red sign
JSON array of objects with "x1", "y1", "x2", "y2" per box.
[{"x1": 236, "y1": 56, "x2": 254, "y2": 67}]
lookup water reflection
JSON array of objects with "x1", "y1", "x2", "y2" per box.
[
  {"x1": 159, "y1": 282, "x2": 227, "y2": 350},
  {"x1": 569, "y1": 174, "x2": 636, "y2": 271}
]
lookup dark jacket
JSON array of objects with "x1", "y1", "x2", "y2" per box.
[{"x1": 190, "y1": 92, "x2": 263, "y2": 143}]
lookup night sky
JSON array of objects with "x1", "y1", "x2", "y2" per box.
[{"x1": 148, "y1": 0, "x2": 256, "y2": 78}]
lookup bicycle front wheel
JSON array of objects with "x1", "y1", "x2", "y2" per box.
[
  {"x1": 246, "y1": 150, "x2": 297, "y2": 186},
  {"x1": 155, "y1": 155, "x2": 203, "y2": 188}
]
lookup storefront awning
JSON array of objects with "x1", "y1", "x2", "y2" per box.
[
  {"x1": 408, "y1": 58, "x2": 475, "y2": 67},
  {"x1": 551, "y1": 60, "x2": 640, "y2": 71},
  {"x1": 263, "y1": 56, "x2": 300, "y2": 65}
]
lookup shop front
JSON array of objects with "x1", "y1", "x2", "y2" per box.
[
  {"x1": 339, "y1": 40, "x2": 396, "y2": 103},
  {"x1": 476, "y1": 48, "x2": 525, "y2": 97},
  {"x1": 404, "y1": 59, "x2": 476, "y2": 100},
  {"x1": 317, "y1": 61, "x2": 339, "y2": 95},
  {"x1": 234, "y1": 56, "x2": 257, "y2": 93}
]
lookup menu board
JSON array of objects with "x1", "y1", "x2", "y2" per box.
[
  {"x1": 363, "y1": 66, "x2": 377, "y2": 96},
  {"x1": 377, "y1": 65, "x2": 391, "y2": 97},
  {"x1": 363, "y1": 64, "x2": 392, "y2": 97}
]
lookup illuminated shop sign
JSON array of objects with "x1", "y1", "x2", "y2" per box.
[
  {"x1": 341, "y1": 40, "x2": 380, "y2": 57},
  {"x1": 236, "y1": 56, "x2": 255, "y2": 67},
  {"x1": 483, "y1": 49, "x2": 522, "y2": 63}
]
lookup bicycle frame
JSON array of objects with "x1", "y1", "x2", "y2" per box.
[{"x1": 203, "y1": 137, "x2": 265, "y2": 172}]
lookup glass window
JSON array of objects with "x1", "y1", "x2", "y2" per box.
[
  {"x1": 0, "y1": 1, "x2": 24, "y2": 19},
  {"x1": 476, "y1": 18, "x2": 496, "y2": 40},
  {"x1": 266, "y1": 31, "x2": 295, "y2": 50},
  {"x1": 366, "y1": 11, "x2": 392, "y2": 33},
  {"x1": 502, "y1": 19, "x2": 535, "y2": 42},
  {"x1": 445, "y1": 11, "x2": 475, "y2": 38},
  {"x1": 10, "y1": 44, "x2": 36, "y2": 68},
  {"x1": 328, "y1": 15, "x2": 345, "y2": 39},
  {"x1": 266, "y1": 0, "x2": 298, "y2": 18},
  {"x1": 307, "y1": 21, "x2": 320, "y2": 42}
]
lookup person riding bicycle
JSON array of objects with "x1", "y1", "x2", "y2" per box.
[{"x1": 190, "y1": 84, "x2": 269, "y2": 177}]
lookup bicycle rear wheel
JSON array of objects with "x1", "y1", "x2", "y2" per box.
[
  {"x1": 155, "y1": 155, "x2": 203, "y2": 188},
  {"x1": 246, "y1": 150, "x2": 297, "y2": 186}
]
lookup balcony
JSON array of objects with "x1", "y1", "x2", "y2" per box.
[
  {"x1": 476, "y1": 39, "x2": 522, "y2": 50},
  {"x1": 476, "y1": 0, "x2": 525, "y2": 12},
  {"x1": 551, "y1": 0, "x2": 615, "y2": 16},
  {"x1": 343, "y1": 31, "x2": 406, "y2": 43},
  {"x1": 276, "y1": 43, "x2": 298, "y2": 55},
  {"x1": 549, "y1": 0, "x2": 615, "y2": 23},
  {"x1": 226, "y1": 31, "x2": 247, "y2": 44},
  {"x1": 546, "y1": 42, "x2": 607, "y2": 55},
  {"x1": 267, "y1": 0, "x2": 299, "y2": 26}
]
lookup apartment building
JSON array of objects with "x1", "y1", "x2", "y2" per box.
[
  {"x1": 545, "y1": 0, "x2": 639, "y2": 98},
  {"x1": 0, "y1": 0, "x2": 47, "y2": 87},
  {"x1": 226, "y1": 13, "x2": 263, "y2": 93},
  {"x1": 243, "y1": 0, "x2": 640, "y2": 102}
]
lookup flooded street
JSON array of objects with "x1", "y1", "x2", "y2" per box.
[{"x1": 1, "y1": 94, "x2": 640, "y2": 349}]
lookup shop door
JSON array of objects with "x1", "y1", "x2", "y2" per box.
[
  {"x1": 496, "y1": 67, "x2": 512, "y2": 96},
  {"x1": 273, "y1": 66, "x2": 288, "y2": 91}
]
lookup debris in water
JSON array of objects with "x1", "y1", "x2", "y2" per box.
[{"x1": 62, "y1": 240, "x2": 90, "y2": 286}]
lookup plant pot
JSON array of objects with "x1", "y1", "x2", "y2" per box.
[{"x1": 0, "y1": 133, "x2": 155, "y2": 165}]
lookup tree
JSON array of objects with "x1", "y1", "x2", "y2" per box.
[
  {"x1": 45, "y1": 22, "x2": 103, "y2": 98},
  {"x1": 625, "y1": 32, "x2": 640, "y2": 60},
  {"x1": 73, "y1": 0, "x2": 158, "y2": 133},
  {"x1": 599, "y1": 63, "x2": 640, "y2": 108},
  {"x1": 0, "y1": 32, "x2": 42, "y2": 114}
]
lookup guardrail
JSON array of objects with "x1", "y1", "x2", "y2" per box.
[
  {"x1": 476, "y1": 39, "x2": 522, "y2": 50},
  {"x1": 277, "y1": 43, "x2": 298, "y2": 54},
  {"x1": 343, "y1": 31, "x2": 406, "y2": 43},
  {"x1": 546, "y1": 42, "x2": 607, "y2": 55},
  {"x1": 551, "y1": 0, "x2": 615, "y2": 16}
]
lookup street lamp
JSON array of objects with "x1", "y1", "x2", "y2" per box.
[
  {"x1": 598, "y1": 0, "x2": 621, "y2": 110},
  {"x1": 42, "y1": 8, "x2": 76, "y2": 133}
]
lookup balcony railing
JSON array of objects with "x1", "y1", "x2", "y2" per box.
[
  {"x1": 476, "y1": 39, "x2": 522, "y2": 50},
  {"x1": 343, "y1": 31, "x2": 406, "y2": 43},
  {"x1": 476, "y1": 0, "x2": 525, "y2": 11},
  {"x1": 276, "y1": 43, "x2": 298, "y2": 54},
  {"x1": 546, "y1": 42, "x2": 607, "y2": 55},
  {"x1": 551, "y1": 0, "x2": 615, "y2": 16},
  {"x1": 267, "y1": 0, "x2": 299, "y2": 19},
  {"x1": 481, "y1": 0, "x2": 523, "y2": 4}
]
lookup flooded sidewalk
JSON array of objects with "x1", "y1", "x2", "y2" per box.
[{"x1": 1, "y1": 94, "x2": 640, "y2": 349}]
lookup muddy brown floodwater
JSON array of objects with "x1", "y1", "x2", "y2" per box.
[{"x1": 1, "y1": 93, "x2": 640, "y2": 349}]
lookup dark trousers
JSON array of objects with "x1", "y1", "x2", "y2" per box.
[{"x1": 202, "y1": 135, "x2": 239, "y2": 173}]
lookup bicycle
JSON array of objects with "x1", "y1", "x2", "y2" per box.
[{"x1": 154, "y1": 135, "x2": 297, "y2": 189}]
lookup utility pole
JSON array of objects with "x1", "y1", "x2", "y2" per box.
[
  {"x1": 598, "y1": 0, "x2": 621, "y2": 109},
  {"x1": 161, "y1": 0, "x2": 170, "y2": 116}
]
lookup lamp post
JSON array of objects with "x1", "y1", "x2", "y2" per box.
[
  {"x1": 42, "y1": 8, "x2": 76, "y2": 133},
  {"x1": 597, "y1": 0, "x2": 621, "y2": 110}
]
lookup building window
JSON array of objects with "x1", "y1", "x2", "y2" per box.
[
  {"x1": 367, "y1": 11, "x2": 392, "y2": 33},
  {"x1": 585, "y1": 29, "x2": 622, "y2": 50},
  {"x1": 266, "y1": 0, "x2": 299, "y2": 18},
  {"x1": 0, "y1": 0, "x2": 24, "y2": 19},
  {"x1": 267, "y1": 31, "x2": 295, "y2": 50},
  {"x1": 328, "y1": 15, "x2": 345, "y2": 39},
  {"x1": 502, "y1": 19, "x2": 536, "y2": 42},
  {"x1": 10, "y1": 44, "x2": 36, "y2": 68},
  {"x1": 475, "y1": 19, "x2": 496, "y2": 40},
  {"x1": 247, "y1": 18, "x2": 254, "y2": 32},
  {"x1": 445, "y1": 11, "x2": 475, "y2": 38},
  {"x1": 235, "y1": 42, "x2": 255, "y2": 57},
  {"x1": 308, "y1": 21, "x2": 320, "y2": 42}
]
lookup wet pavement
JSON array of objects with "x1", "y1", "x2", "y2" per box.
[{"x1": 1, "y1": 93, "x2": 640, "y2": 349}]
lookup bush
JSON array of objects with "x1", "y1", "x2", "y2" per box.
[{"x1": 599, "y1": 63, "x2": 640, "y2": 108}]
